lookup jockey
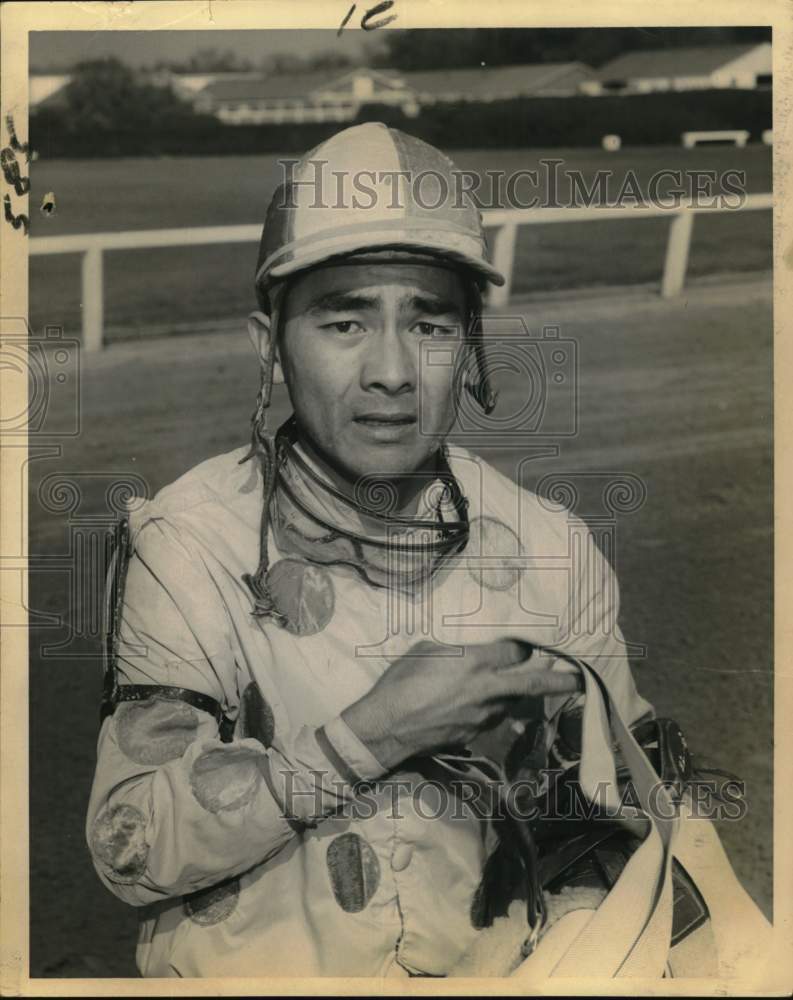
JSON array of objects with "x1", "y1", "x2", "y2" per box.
[{"x1": 86, "y1": 122, "x2": 653, "y2": 978}]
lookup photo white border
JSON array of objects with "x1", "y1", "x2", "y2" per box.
[{"x1": 1, "y1": 0, "x2": 790, "y2": 994}]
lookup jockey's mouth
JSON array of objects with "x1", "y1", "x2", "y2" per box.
[
  {"x1": 353, "y1": 412, "x2": 418, "y2": 438},
  {"x1": 353, "y1": 412, "x2": 417, "y2": 425}
]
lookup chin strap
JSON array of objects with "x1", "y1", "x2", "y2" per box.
[
  {"x1": 241, "y1": 431, "x2": 287, "y2": 623},
  {"x1": 464, "y1": 284, "x2": 498, "y2": 416},
  {"x1": 239, "y1": 290, "x2": 289, "y2": 623}
]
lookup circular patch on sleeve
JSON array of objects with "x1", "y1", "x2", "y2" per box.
[
  {"x1": 264, "y1": 558, "x2": 335, "y2": 636},
  {"x1": 237, "y1": 681, "x2": 276, "y2": 748},
  {"x1": 115, "y1": 697, "x2": 200, "y2": 765},
  {"x1": 189, "y1": 746, "x2": 264, "y2": 813},
  {"x1": 185, "y1": 878, "x2": 240, "y2": 926},
  {"x1": 90, "y1": 803, "x2": 149, "y2": 884},
  {"x1": 326, "y1": 832, "x2": 380, "y2": 913},
  {"x1": 466, "y1": 516, "x2": 522, "y2": 591}
]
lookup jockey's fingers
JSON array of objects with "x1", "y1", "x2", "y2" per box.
[
  {"x1": 475, "y1": 638, "x2": 533, "y2": 671},
  {"x1": 496, "y1": 658, "x2": 583, "y2": 698}
]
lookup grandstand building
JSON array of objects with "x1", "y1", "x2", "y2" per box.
[
  {"x1": 579, "y1": 42, "x2": 772, "y2": 96},
  {"x1": 190, "y1": 63, "x2": 595, "y2": 125}
]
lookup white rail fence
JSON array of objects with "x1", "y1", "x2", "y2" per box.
[{"x1": 30, "y1": 193, "x2": 772, "y2": 352}]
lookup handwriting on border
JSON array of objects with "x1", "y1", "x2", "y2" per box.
[
  {"x1": 338, "y1": 1, "x2": 397, "y2": 36},
  {"x1": 2, "y1": 115, "x2": 30, "y2": 234}
]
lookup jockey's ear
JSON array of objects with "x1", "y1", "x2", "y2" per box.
[{"x1": 247, "y1": 311, "x2": 284, "y2": 385}]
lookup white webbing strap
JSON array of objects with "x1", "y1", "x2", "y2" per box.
[
  {"x1": 518, "y1": 657, "x2": 679, "y2": 978},
  {"x1": 671, "y1": 795, "x2": 772, "y2": 980}
]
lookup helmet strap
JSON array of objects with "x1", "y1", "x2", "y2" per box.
[
  {"x1": 240, "y1": 290, "x2": 289, "y2": 623},
  {"x1": 464, "y1": 285, "x2": 498, "y2": 415}
]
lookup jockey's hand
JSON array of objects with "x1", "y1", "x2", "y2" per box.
[{"x1": 341, "y1": 638, "x2": 582, "y2": 771}]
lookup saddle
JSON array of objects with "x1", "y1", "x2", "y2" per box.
[{"x1": 468, "y1": 709, "x2": 739, "y2": 950}]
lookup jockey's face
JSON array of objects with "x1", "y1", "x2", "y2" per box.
[{"x1": 275, "y1": 261, "x2": 468, "y2": 487}]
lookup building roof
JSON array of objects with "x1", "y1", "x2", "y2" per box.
[
  {"x1": 200, "y1": 62, "x2": 594, "y2": 105},
  {"x1": 29, "y1": 73, "x2": 71, "y2": 108},
  {"x1": 200, "y1": 72, "x2": 336, "y2": 101},
  {"x1": 595, "y1": 44, "x2": 762, "y2": 82},
  {"x1": 201, "y1": 68, "x2": 403, "y2": 102},
  {"x1": 314, "y1": 68, "x2": 405, "y2": 94},
  {"x1": 403, "y1": 62, "x2": 592, "y2": 98},
  {"x1": 166, "y1": 71, "x2": 257, "y2": 93}
]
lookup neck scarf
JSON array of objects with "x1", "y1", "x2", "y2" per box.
[{"x1": 269, "y1": 417, "x2": 470, "y2": 593}]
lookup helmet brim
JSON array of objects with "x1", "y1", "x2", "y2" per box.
[{"x1": 259, "y1": 231, "x2": 506, "y2": 289}]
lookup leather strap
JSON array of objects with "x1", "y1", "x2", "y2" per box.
[
  {"x1": 101, "y1": 517, "x2": 132, "y2": 718},
  {"x1": 538, "y1": 827, "x2": 624, "y2": 889},
  {"x1": 111, "y1": 684, "x2": 223, "y2": 720},
  {"x1": 105, "y1": 684, "x2": 236, "y2": 742}
]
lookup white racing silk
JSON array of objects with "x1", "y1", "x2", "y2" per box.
[{"x1": 86, "y1": 443, "x2": 651, "y2": 977}]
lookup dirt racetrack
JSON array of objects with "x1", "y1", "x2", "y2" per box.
[{"x1": 27, "y1": 273, "x2": 773, "y2": 977}]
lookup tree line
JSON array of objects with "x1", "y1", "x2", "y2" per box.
[{"x1": 31, "y1": 26, "x2": 771, "y2": 75}]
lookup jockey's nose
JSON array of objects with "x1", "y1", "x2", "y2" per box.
[{"x1": 360, "y1": 305, "x2": 416, "y2": 397}]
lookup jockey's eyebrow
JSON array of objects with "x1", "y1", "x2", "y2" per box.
[
  {"x1": 406, "y1": 294, "x2": 463, "y2": 317},
  {"x1": 307, "y1": 292, "x2": 381, "y2": 313},
  {"x1": 306, "y1": 291, "x2": 464, "y2": 317}
]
